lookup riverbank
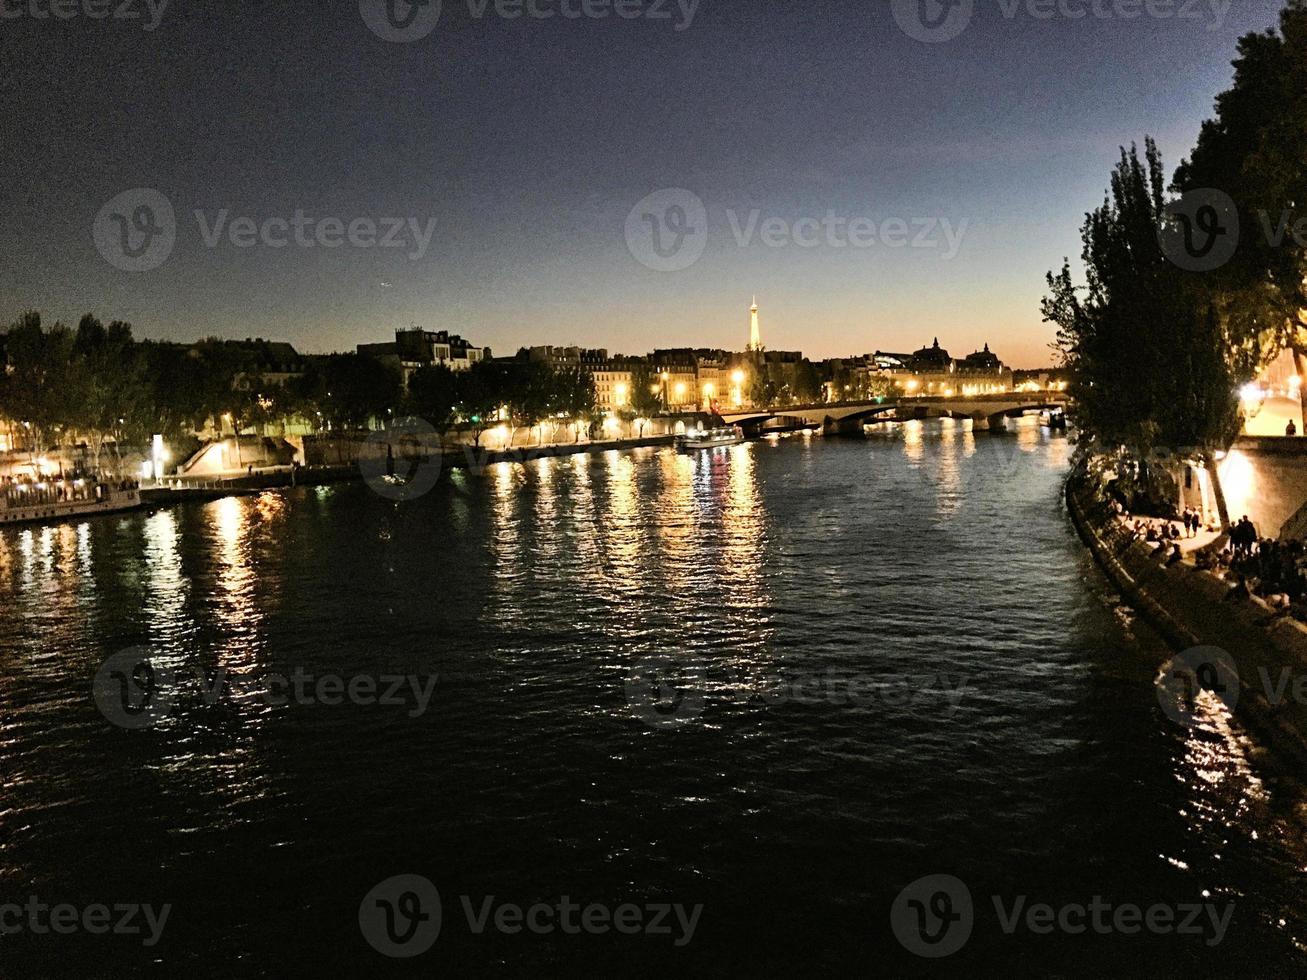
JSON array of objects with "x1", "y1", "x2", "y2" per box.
[{"x1": 1066, "y1": 472, "x2": 1307, "y2": 765}]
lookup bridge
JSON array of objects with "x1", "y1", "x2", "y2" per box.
[{"x1": 717, "y1": 391, "x2": 1069, "y2": 435}]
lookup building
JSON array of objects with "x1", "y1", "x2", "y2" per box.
[
  {"x1": 519, "y1": 346, "x2": 642, "y2": 414},
  {"x1": 1013, "y1": 368, "x2": 1069, "y2": 392},
  {"x1": 873, "y1": 338, "x2": 1011, "y2": 395},
  {"x1": 222, "y1": 338, "x2": 307, "y2": 391},
  {"x1": 955, "y1": 343, "x2": 1014, "y2": 394},
  {"x1": 358, "y1": 328, "x2": 491, "y2": 387},
  {"x1": 820, "y1": 355, "x2": 878, "y2": 402},
  {"x1": 648, "y1": 350, "x2": 702, "y2": 412},
  {"x1": 525, "y1": 345, "x2": 609, "y2": 369},
  {"x1": 650, "y1": 348, "x2": 729, "y2": 412},
  {"x1": 592, "y1": 357, "x2": 641, "y2": 414}
]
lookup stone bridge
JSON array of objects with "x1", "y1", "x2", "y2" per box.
[{"x1": 718, "y1": 391, "x2": 1069, "y2": 435}]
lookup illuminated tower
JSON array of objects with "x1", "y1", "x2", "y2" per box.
[{"x1": 748, "y1": 296, "x2": 762, "y2": 351}]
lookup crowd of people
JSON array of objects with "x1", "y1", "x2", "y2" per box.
[
  {"x1": 1215, "y1": 527, "x2": 1307, "y2": 615},
  {"x1": 1111, "y1": 500, "x2": 1307, "y2": 618}
]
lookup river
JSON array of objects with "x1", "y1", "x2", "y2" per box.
[{"x1": 1, "y1": 418, "x2": 1304, "y2": 976}]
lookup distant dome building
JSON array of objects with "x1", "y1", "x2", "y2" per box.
[
  {"x1": 912, "y1": 338, "x2": 953, "y2": 370},
  {"x1": 869, "y1": 339, "x2": 1012, "y2": 396},
  {"x1": 961, "y1": 343, "x2": 1000, "y2": 371}
]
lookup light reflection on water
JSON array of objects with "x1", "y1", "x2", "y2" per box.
[{"x1": 0, "y1": 424, "x2": 1304, "y2": 973}]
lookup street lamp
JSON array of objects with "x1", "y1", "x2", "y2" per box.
[{"x1": 660, "y1": 371, "x2": 670, "y2": 411}]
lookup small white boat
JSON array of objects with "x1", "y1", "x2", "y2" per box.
[{"x1": 675, "y1": 425, "x2": 744, "y2": 451}]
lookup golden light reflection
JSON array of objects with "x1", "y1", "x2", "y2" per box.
[
  {"x1": 565, "y1": 452, "x2": 601, "y2": 574},
  {"x1": 17, "y1": 528, "x2": 34, "y2": 591},
  {"x1": 603, "y1": 452, "x2": 641, "y2": 578},
  {"x1": 143, "y1": 508, "x2": 188, "y2": 643},
  {"x1": 211, "y1": 495, "x2": 262, "y2": 673},
  {"x1": 0, "y1": 534, "x2": 12, "y2": 594},
  {"x1": 902, "y1": 419, "x2": 924, "y2": 465},
  {"x1": 489, "y1": 463, "x2": 525, "y2": 598},
  {"x1": 934, "y1": 419, "x2": 963, "y2": 517},
  {"x1": 721, "y1": 445, "x2": 767, "y2": 609},
  {"x1": 655, "y1": 450, "x2": 698, "y2": 595}
]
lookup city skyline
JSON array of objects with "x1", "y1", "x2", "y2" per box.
[
  {"x1": 1, "y1": 1, "x2": 1288, "y2": 367},
  {"x1": 2, "y1": 295, "x2": 1053, "y2": 368}
]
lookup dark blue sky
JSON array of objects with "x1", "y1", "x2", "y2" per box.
[{"x1": 0, "y1": 0, "x2": 1288, "y2": 364}]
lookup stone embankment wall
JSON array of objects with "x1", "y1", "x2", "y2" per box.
[
  {"x1": 1067, "y1": 476, "x2": 1307, "y2": 765},
  {"x1": 1220, "y1": 437, "x2": 1307, "y2": 538}
]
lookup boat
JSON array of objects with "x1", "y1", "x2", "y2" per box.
[
  {"x1": 0, "y1": 479, "x2": 142, "y2": 527},
  {"x1": 675, "y1": 425, "x2": 745, "y2": 451}
]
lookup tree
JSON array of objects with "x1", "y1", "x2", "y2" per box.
[
  {"x1": 407, "y1": 364, "x2": 459, "y2": 432},
  {"x1": 749, "y1": 367, "x2": 777, "y2": 408},
  {"x1": 1044, "y1": 140, "x2": 1250, "y2": 526},
  {"x1": 301, "y1": 353, "x2": 400, "y2": 431},
  {"x1": 455, "y1": 361, "x2": 502, "y2": 447},
  {"x1": 72, "y1": 314, "x2": 149, "y2": 472},
  {"x1": 1172, "y1": 1, "x2": 1307, "y2": 416},
  {"x1": 867, "y1": 374, "x2": 902, "y2": 401},
  {"x1": 0, "y1": 311, "x2": 78, "y2": 459},
  {"x1": 628, "y1": 363, "x2": 663, "y2": 421},
  {"x1": 793, "y1": 360, "x2": 822, "y2": 404}
]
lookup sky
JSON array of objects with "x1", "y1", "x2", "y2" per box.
[{"x1": 0, "y1": 0, "x2": 1291, "y2": 366}]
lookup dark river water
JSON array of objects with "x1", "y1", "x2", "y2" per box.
[{"x1": 2, "y1": 418, "x2": 1306, "y2": 977}]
